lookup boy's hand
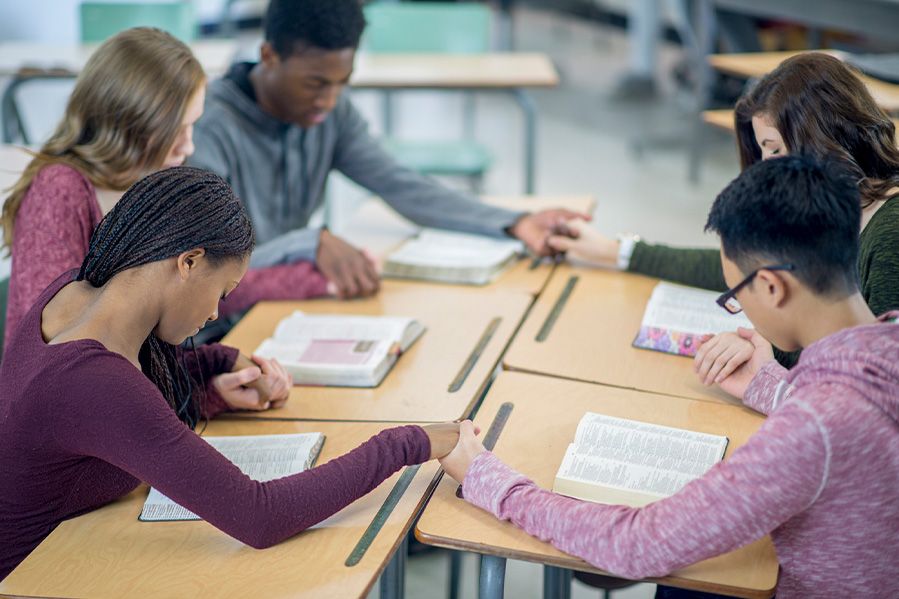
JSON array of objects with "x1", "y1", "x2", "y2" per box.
[
  {"x1": 546, "y1": 219, "x2": 620, "y2": 269},
  {"x1": 510, "y1": 209, "x2": 592, "y2": 256},
  {"x1": 694, "y1": 331, "x2": 754, "y2": 386},
  {"x1": 317, "y1": 229, "x2": 380, "y2": 299},
  {"x1": 439, "y1": 420, "x2": 486, "y2": 483},
  {"x1": 712, "y1": 328, "x2": 776, "y2": 400}
]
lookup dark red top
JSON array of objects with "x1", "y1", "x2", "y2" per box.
[{"x1": 0, "y1": 272, "x2": 430, "y2": 580}]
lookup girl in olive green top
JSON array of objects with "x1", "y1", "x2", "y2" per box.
[{"x1": 551, "y1": 53, "x2": 899, "y2": 369}]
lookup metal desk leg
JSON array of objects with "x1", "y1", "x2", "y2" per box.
[
  {"x1": 380, "y1": 536, "x2": 407, "y2": 599},
  {"x1": 479, "y1": 554, "x2": 507, "y2": 599},
  {"x1": 448, "y1": 550, "x2": 463, "y2": 599},
  {"x1": 543, "y1": 565, "x2": 572, "y2": 599},
  {"x1": 513, "y1": 89, "x2": 537, "y2": 194}
]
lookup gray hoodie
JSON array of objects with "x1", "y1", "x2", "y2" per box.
[{"x1": 189, "y1": 63, "x2": 524, "y2": 268}]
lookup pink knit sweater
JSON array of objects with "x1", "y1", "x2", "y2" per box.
[
  {"x1": 462, "y1": 313, "x2": 899, "y2": 597},
  {"x1": 6, "y1": 164, "x2": 328, "y2": 347}
]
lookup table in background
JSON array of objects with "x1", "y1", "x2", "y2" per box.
[
  {"x1": 503, "y1": 265, "x2": 737, "y2": 404},
  {"x1": 708, "y1": 50, "x2": 899, "y2": 113},
  {"x1": 223, "y1": 282, "x2": 532, "y2": 422},
  {"x1": 416, "y1": 371, "x2": 777, "y2": 599},
  {"x1": 350, "y1": 53, "x2": 559, "y2": 194},
  {"x1": 0, "y1": 419, "x2": 440, "y2": 599}
]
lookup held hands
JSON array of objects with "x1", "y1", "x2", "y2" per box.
[
  {"x1": 213, "y1": 354, "x2": 292, "y2": 411},
  {"x1": 316, "y1": 229, "x2": 380, "y2": 299},
  {"x1": 510, "y1": 209, "x2": 592, "y2": 256},
  {"x1": 694, "y1": 328, "x2": 775, "y2": 399},
  {"x1": 438, "y1": 420, "x2": 486, "y2": 484},
  {"x1": 546, "y1": 218, "x2": 621, "y2": 268}
]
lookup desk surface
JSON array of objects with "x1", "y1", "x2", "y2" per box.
[
  {"x1": 351, "y1": 53, "x2": 559, "y2": 89},
  {"x1": 0, "y1": 419, "x2": 439, "y2": 599},
  {"x1": 222, "y1": 281, "x2": 532, "y2": 422},
  {"x1": 0, "y1": 43, "x2": 557, "y2": 89},
  {"x1": 416, "y1": 371, "x2": 777, "y2": 598},
  {"x1": 0, "y1": 145, "x2": 31, "y2": 192},
  {"x1": 708, "y1": 50, "x2": 899, "y2": 112},
  {"x1": 503, "y1": 265, "x2": 737, "y2": 404},
  {"x1": 0, "y1": 39, "x2": 239, "y2": 77},
  {"x1": 702, "y1": 108, "x2": 899, "y2": 140},
  {"x1": 340, "y1": 195, "x2": 596, "y2": 297}
]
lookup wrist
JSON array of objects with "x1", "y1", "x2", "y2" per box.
[
  {"x1": 615, "y1": 233, "x2": 640, "y2": 270},
  {"x1": 505, "y1": 213, "x2": 530, "y2": 239}
]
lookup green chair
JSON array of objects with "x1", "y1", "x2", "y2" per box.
[
  {"x1": 0, "y1": 277, "x2": 9, "y2": 361},
  {"x1": 80, "y1": 1, "x2": 196, "y2": 43},
  {"x1": 362, "y1": 2, "x2": 494, "y2": 190}
]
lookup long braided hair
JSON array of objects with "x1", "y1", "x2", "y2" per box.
[{"x1": 77, "y1": 166, "x2": 255, "y2": 428}]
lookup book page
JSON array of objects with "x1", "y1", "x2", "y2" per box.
[
  {"x1": 387, "y1": 229, "x2": 523, "y2": 269},
  {"x1": 256, "y1": 338, "x2": 389, "y2": 372},
  {"x1": 273, "y1": 312, "x2": 414, "y2": 345},
  {"x1": 641, "y1": 282, "x2": 752, "y2": 335},
  {"x1": 556, "y1": 413, "x2": 727, "y2": 502},
  {"x1": 140, "y1": 433, "x2": 324, "y2": 522}
]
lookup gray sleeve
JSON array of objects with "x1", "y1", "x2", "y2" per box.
[
  {"x1": 190, "y1": 120, "x2": 322, "y2": 266},
  {"x1": 331, "y1": 99, "x2": 525, "y2": 238},
  {"x1": 248, "y1": 228, "x2": 321, "y2": 268}
]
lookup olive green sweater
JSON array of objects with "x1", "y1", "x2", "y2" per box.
[{"x1": 627, "y1": 196, "x2": 899, "y2": 367}]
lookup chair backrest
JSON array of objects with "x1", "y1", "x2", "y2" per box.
[
  {"x1": 80, "y1": 1, "x2": 196, "y2": 43},
  {"x1": 2, "y1": 73, "x2": 77, "y2": 145},
  {"x1": 362, "y1": 2, "x2": 491, "y2": 54}
]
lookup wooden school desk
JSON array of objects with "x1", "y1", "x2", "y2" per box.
[
  {"x1": 222, "y1": 281, "x2": 532, "y2": 423},
  {"x1": 0, "y1": 39, "x2": 239, "y2": 77},
  {"x1": 502, "y1": 264, "x2": 739, "y2": 405},
  {"x1": 415, "y1": 371, "x2": 778, "y2": 599},
  {"x1": 0, "y1": 419, "x2": 439, "y2": 599},
  {"x1": 703, "y1": 108, "x2": 899, "y2": 141},
  {"x1": 351, "y1": 53, "x2": 559, "y2": 194},
  {"x1": 337, "y1": 194, "x2": 596, "y2": 297},
  {"x1": 708, "y1": 50, "x2": 899, "y2": 113},
  {"x1": 0, "y1": 144, "x2": 30, "y2": 190}
]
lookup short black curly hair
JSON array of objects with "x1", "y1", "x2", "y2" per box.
[
  {"x1": 265, "y1": 0, "x2": 367, "y2": 57},
  {"x1": 705, "y1": 154, "x2": 861, "y2": 296}
]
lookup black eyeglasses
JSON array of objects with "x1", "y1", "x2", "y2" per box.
[{"x1": 716, "y1": 264, "x2": 796, "y2": 314}]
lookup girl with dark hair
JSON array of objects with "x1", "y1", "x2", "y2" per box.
[
  {"x1": 547, "y1": 52, "x2": 899, "y2": 371},
  {"x1": 0, "y1": 167, "x2": 461, "y2": 580}
]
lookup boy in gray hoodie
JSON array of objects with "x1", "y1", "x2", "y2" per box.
[{"x1": 190, "y1": 0, "x2": 584, "y2": 299}]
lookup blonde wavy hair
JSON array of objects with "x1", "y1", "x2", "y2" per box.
[{"x1": 1, "y1": 27, "x2": 206, "y2": 251}]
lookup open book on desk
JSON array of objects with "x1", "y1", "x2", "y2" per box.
[
  {"x1": 553, "y1": 412, "x2": 728, "y2": 507},
  {"x1": 633, "y1": 282, "x2": 752, "y2": 357},
  {"x1": 140, "y1": 433, "x2": 325, "y2": 522},
  {"x1": 254, "y1": 311, "x2": 426, "y2": 387},
  {"x1": 383, "y1": 229, "x2": 524, "y2": 285}
]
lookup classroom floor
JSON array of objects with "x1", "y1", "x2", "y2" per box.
[{"x1": 0, "y1": 7, "x2": 741, "y2": 598}]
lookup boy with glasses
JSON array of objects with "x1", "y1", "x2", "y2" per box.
[{"x1": 438, "y1": 155, "x2": 899, "y2": 598}]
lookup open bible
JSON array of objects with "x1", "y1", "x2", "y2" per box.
[
  {"x1": 254, "y1": 311, "x2": 425, "y2": 387},
  {"x1": 553, "y1": 412, "x2": 728, "y2": 507},
  {"x1": 383, "y1": 229, "x2": 524, "y2": 285},
  {"x1": 140, "y1": 433, "x2": 325, "y2": 522},
  {"x1": 633, "y1": 282, "x2": 753, "y2": 357}
]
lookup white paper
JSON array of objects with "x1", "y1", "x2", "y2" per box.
[
  {"x1": 641, "y1": 282, "x2": 752, "y2": 335},
  {"x1": 557, "y1": 412, "x2": 727, "y2": 498},
  {"x1": 140, "y1": 433, "x2": 323, "y2": 522},
  {"x1": 272, "y1": 311, "x2": 414, "y2": 346},
  {"x1": 387, "y1": 229, "x2": 524, "y2": 269}
]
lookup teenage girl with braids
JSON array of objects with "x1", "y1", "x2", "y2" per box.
[
  {"x1": 1, "y1": 27, "x2": 328, "y2": 352},
  {"x1": 0, "y1": 167, "x2": 462, "y2": 580}
]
